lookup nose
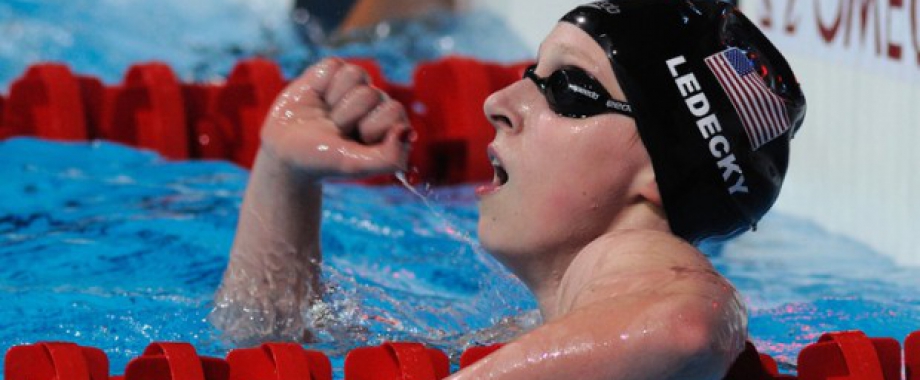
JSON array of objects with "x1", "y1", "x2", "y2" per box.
[{"x1": 483, "y1": 80, "x2": 534, "y2": 135}]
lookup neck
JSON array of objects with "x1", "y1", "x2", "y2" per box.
[{"x1": 505, "y1": 247, "x2": 579, "y2": 319}]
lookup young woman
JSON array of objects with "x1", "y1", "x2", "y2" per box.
[{"x1": 212, "y1": 0, "x2": 806, "y2": 378}]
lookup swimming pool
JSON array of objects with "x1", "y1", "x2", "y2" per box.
[
  {"x1": 5, "y1": 134, "x2": 920, "y2": 377},
  {"x1": 3, "y1": 0, "x2": 920, "y2": 378}
]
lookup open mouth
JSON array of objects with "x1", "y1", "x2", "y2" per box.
[{"x1": 489, "y1": 149, "x2": 509, "y2": 186}]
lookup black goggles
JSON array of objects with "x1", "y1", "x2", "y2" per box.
[{"x1": 524, "y1": 64, "x2": 634, "y2": 119}]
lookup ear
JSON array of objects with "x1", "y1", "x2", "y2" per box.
[{"x1": 634, "y1": 165, "x2": 663, "y2": 208}]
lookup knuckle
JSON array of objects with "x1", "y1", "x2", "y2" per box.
[
  {"x1": 343, "y1": 86, "x2": 379, "y2": 106},
  {"x1": 383, "y1": 99, "x2": 406, "y2": 115},
  {"x1": 310, "y1": 58, "x2": 342, "y2": 76},
  {"x1": 375, "y1": 100, "x2": 408, "y2": 122},
  {"x1": 320, "y1": 57, "x2": 344, "y2": 69},
  {"x1": 339, "y1": 64, "x2": 368, "y2": 83},
  {"x1": 356, "y1": 86, "x2": 379, "y2": 99},
  {"x1": 369, "y1": 103, "x2": 398, "y2": 122}
]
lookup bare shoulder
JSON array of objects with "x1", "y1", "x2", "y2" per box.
[
  {"x1": 555, "y1": 229, "x2": 748, "y2": 359},
  {"x1": 453, "y1": 231, "x2": 748, "y2": 379},
  {"x1": 558, "y1": 231, "x2": 747, "y2": 379},
  {"x1": 557, "y1": 229, "x2": 720, "y2": 310}
]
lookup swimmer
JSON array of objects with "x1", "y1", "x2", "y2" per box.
[{"x1": 212, "y1": 0, "x2": 806, "y2": 378}]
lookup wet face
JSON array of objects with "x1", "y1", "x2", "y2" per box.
[{"x1": 477, "y1": 23, "x2": 654, "y2": 266}]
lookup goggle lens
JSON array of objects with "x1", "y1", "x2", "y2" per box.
[{"x1": 524, "y1": 64, "x2": 634, "y2": 119}]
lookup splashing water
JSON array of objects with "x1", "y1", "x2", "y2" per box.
[
  {"x1": 395, "y1": 170, "x2": 525, "y2": 296},
  {"x1": 394, "y1": 171, "x2": 474, "y2": 246},
  {"x1": 0, "y1": 138, "x2": 542, "y2": 376}
]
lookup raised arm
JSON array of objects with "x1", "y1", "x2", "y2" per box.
[{"x1": 210, "y1": 59, "x2": 412, "y2": 343}]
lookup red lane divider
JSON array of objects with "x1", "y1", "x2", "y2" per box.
[
  {"x1": 0, "y1": 56, "x2": 528, "y2": 184},
  {"x1": 2, "y1": 64, "x2": 88, "y2": 141},
  {"x1": 458, "y1": 343, "x2": 504, "y2": 368},
  {"x1": 798, "y1": 331, "x2": 900, "y2": 380},
  {"x1": 100, "y1": 63, "x2": 189, "y2": 159},
  {"x1": 5, "y1": 342, "x2": 108, "y2": 380},
  {"x1": 6, "y1": 331, "x2": 920, "y2": 379},
  {"x1": 345, "y1": 342, "x2": 449, "y2": 380},
  {"x1": 0, "y1": 94, "x2": 8, "y2": 139},
  {"x1": 723, "y1": 342, "x2": 797, "y2": 380},
  {"x1": 77, "y1": 75, "x2": 106, "y2": 140},
  {"x1": 412, "y1": 57, "x2": 495, "y2": 183},
  {"x1": 217, "y1": 58, "x2": 286, "y2": 168},
  {"x1": 118, "y1": 342, "x2": 228, "y2": 380},
  {"x1": 226, "y1": 342, "x2": 331, "y2": 380},
  {"x1": 183, "y1": 83, "x2": 232, "y2": 160},
  {"x1": 906, "y1": 331, "x2": 920, "y2": 379}
]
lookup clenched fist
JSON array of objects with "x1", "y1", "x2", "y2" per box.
[{"x1": 260, "y1": 58, "x2": 413, "y2": 179}]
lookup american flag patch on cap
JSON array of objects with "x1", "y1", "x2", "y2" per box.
[{"x1": 704, "y1": 48, "x2": 791, "y2": 151}]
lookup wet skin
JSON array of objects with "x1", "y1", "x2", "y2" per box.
[{"x1": 213, "y1": 21, "x2": 747, "y2": 379}]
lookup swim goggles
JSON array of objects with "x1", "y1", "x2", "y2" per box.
[{"x1": 524, "y1": 64, "x2": 634, "y2": 118}]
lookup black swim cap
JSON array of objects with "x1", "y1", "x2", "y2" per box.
[{"x1": 561, "y1": 0, "x2": 806, "y2": 244}]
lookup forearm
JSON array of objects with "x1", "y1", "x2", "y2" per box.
[
  {"x1": 211, "y1": 148, "x2": 324, "y2": 341},
  {"x1": 209, "y1": 57, "x2": 411, "y2": 342}
]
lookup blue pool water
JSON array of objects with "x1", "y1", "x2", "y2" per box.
[
  {"x1": 4, "y1": 137, "x2": 920, "y2": 377},
  {"x1": 0, "y1": 137, "x2": 537, "y2": 377},
  {"x1": 0, "y1": 0, "x2": 531, "y2": 86},
  {"x1": 3, "y1": 0, "x2": 920, "y2": 377}
]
